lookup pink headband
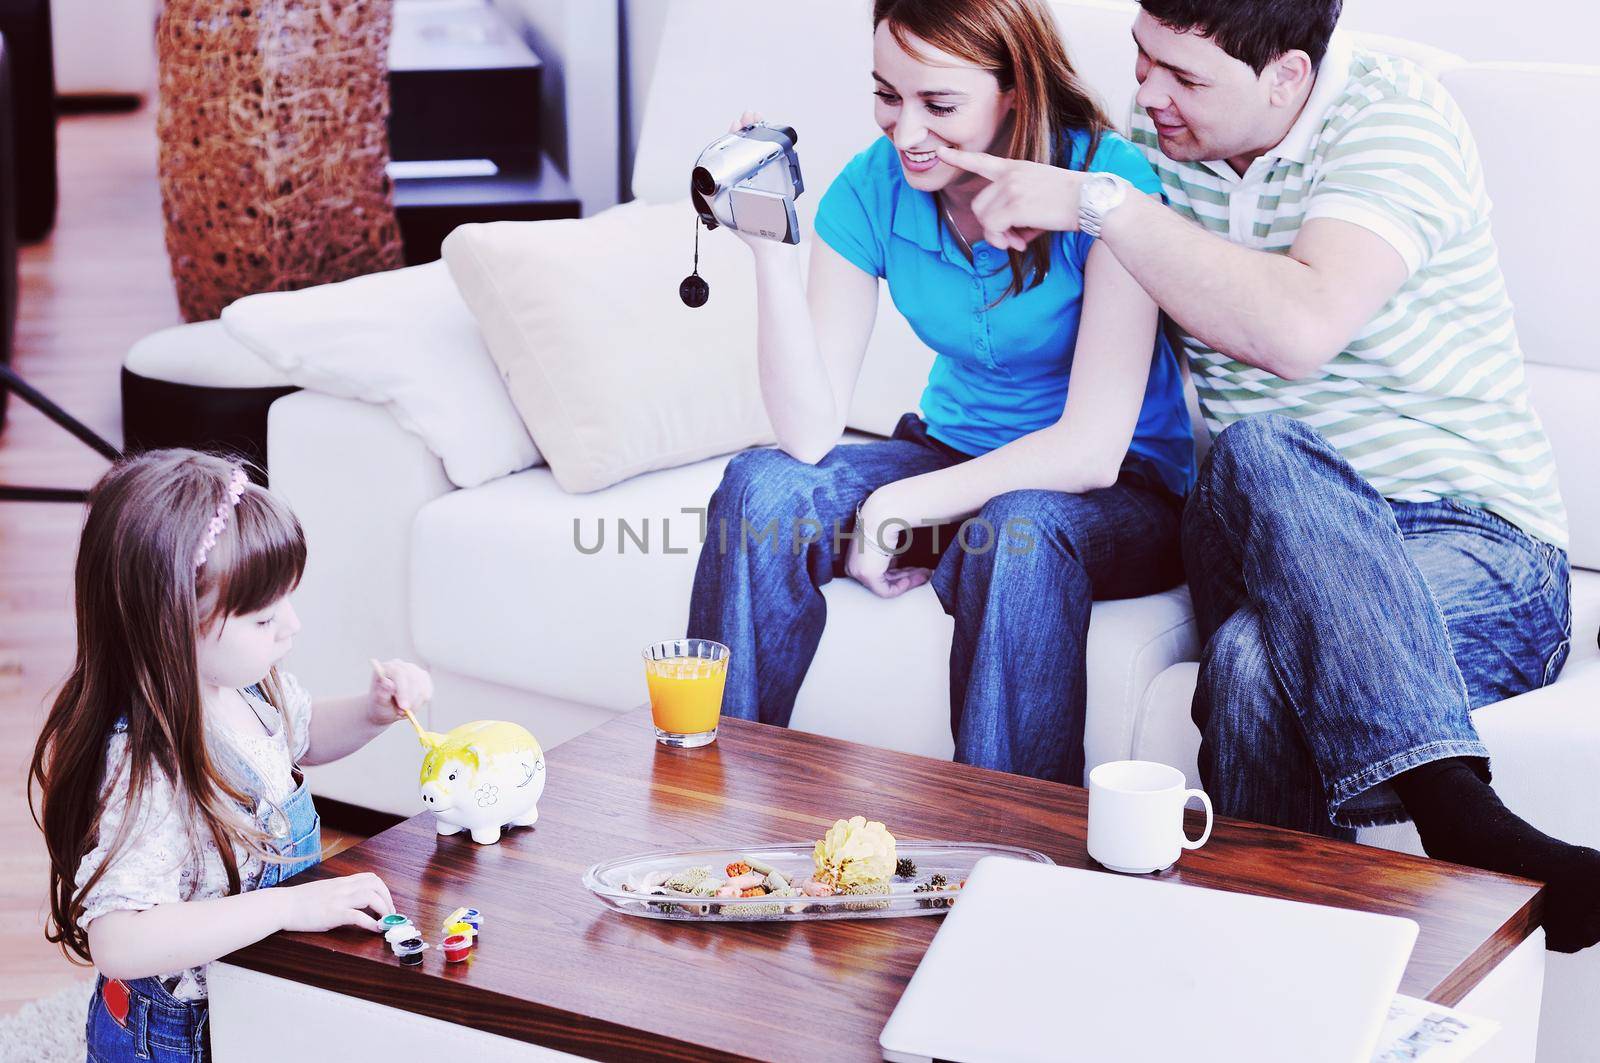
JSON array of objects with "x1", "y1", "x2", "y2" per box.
[{"x1": 194, "y1": 468, "x2": 248, "y2": 569}]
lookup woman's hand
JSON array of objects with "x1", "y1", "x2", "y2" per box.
[
  {"x1": 934, "y1": 146, "x2": 1087, "y2": 250},
  {"x1": 717, "y1": 110, "x2": 797, "y2": 258},
  {"x1": 276, "y1": 872, "x2": 396, "y2": 934},
  {"x1": 367, "y1": 658, "x2": 433, "y2": 726},
  {"x1": 847, "y1": 493, "x2": 932, "y2": 599}
]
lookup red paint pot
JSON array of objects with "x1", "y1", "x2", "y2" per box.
[{"x1": 442, "y1": 933, "x2": 473, "y2": 963}]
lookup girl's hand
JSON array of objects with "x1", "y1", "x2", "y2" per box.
[
  {"x1": 847, "y1": 497, "x2": 932, "y2": 599},
  {"x1": 934, "y1": 146, "x2": 1086, "y2": 249},
  {"x1": 276, "y1": 872, "x2": 395, "y2": 934},
  {"x1": 367, "y1": 659, "x2": 433, "y2": 726}
]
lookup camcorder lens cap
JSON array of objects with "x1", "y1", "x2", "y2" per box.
[{"x1": 680, "y1": 273, "x2": 710, "y2": 308}]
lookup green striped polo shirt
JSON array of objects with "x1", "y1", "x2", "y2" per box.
[{"x1": 1130, "y1": 34, "x2": 1568, "y2": 546}]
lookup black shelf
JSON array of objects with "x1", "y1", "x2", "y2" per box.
[
  {"x1": 388, "y1": 0, "x2": 543, "y2": 164},
  {"x1": 393, "y1": 154, "x2": 581, "y2": 264}
]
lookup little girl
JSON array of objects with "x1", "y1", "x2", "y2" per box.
[{"x1": 28, "y1": 449, "x2": 433, "y2": 1062}]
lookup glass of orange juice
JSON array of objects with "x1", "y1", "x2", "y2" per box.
[{"x1": 642, "y1": 639, "x2": 729, "y2": 748}]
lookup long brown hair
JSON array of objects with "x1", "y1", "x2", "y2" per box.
[
  {"x1": 28, "y1": 449, "x2": 307, "y2": 964},
  {"x1": 873, "y1": 0, "x2": 1112, "y2": 302}
]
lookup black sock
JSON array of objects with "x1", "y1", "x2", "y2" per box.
[{"x1": 1391, "y1": 757, "x2": 1600, "y2": 953}]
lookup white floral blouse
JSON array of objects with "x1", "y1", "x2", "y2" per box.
[{"x1": 73, "y1": 672, "x2": 314, "y2": 1001}]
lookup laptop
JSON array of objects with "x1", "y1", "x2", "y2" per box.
[{"x1": 880, "y1": 857, "x2": 1419, "y2": 1063}]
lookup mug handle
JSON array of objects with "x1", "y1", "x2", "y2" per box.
[{"x1": 1181, "y1": 789, "x2": 1214, "y2": 850}]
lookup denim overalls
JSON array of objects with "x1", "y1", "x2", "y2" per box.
[{"x1": 85, "y1": 687, "x2": 321, "y2": 1063}]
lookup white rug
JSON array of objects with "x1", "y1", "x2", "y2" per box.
[{"x1": 0, "y1": 980, "x2": 92, "y2": 1063}]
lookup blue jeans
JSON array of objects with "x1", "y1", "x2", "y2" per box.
[
  {"x1": 86, "y1": 975, "x2": 209, "y2": 1063},
  {"x1": 85, "y1": 760, "x2": 321, "y2": 1061},
  {"x1": 1184, "y1": 415, "x2": 1572, "y2": 837},
  {"x1": 251, "y1": 774, "x2": 323, "y2": 889},
  {"x1": 687, "y1": 413, "x2": 1185, "y2": 783}
]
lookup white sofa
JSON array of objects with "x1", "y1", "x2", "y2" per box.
[{"x1": 230, "y1": 0, "x2": 1600, "y2": 1055}]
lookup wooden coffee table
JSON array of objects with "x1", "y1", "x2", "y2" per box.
[{"x1": 210, "y1": 709, "x2": 1546, "y2": 1062}]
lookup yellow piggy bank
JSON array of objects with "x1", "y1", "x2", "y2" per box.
[{"x1": 415, "y1": 720, "x2": 546, "y2": 845}]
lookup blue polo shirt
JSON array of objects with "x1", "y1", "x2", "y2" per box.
[{"x1": 813, "y1": 129, "x2": 1193, "y2": 497}]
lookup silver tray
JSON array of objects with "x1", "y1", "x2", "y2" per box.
[{"x1": 583, "y1": 841, "x2": 1054, "y2": 922}]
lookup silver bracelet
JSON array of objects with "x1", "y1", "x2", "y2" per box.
[{"x1": 855, "y1": 500, "x2": 900, "y2": 557}]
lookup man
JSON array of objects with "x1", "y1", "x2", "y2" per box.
[{"x1": 936, "y1": 0, "x2": 1598, "y2": 952}]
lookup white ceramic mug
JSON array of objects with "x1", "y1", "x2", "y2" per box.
[{"x1": 1087, "y1": 760, "x2": 1214, "y2": 874}]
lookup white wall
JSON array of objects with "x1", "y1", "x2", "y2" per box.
[
  {"x1": 1337, "y1": 0, "x2": 1596, "y2": 64},
  {"x1": 615, "y1": 0, "x2": 1595, "y2": 197},
  {"x1": 504, "y1": 0, "x2": 1590, "y2": 208},
  {"x1": 621, "y1": 0, "x2": 670, "y2": 201},
  {"x1": 493, "y1": 0, "x2": 622, "y2": 213},
  {"x1": 51, "y1": 0, "x2": 157, "y2": 96}
]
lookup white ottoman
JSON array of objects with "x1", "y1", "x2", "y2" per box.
[{"x1": 121, "y1": 319, "x2": 297, "y2": 479}]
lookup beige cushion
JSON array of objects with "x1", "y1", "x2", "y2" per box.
[
  {"x1": 221, "y1": 262, "x2": 542, "y2": 489},
  {"x1": 442, "y1": 200, "x2": 774, "y2": 493}
]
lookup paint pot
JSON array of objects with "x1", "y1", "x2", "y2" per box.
[
  {"x1": 392, "y1": 938, "x2": 427, "y2": 966},
  {"x1": 379, "y1": 913, "x2": 412, "y2": 933},
  {"x1": 443, "y1": 907, "x2": 482, "y2": 931},
  {"x1": 441, "y1": 933, "x2": 473, "y2": 964},
  {"x1": 390, "y1": 934, "x2": 424, "y2": 955},
  {"x1": 385, "y1": 924, "x2": 421, "y2": 946},
  {"x1": 444, "y1": 920, "x2": 477, "y2": 940}
]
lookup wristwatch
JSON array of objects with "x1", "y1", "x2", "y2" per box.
[{"x1": 1078, "y1": 172, "x2": 1131, "y2": 238}]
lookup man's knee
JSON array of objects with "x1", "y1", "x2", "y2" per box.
[
  {"x1": 1210, "y1": 413, "x2": 1316, "y2": 458},
  {"x1": 1196, "y1": 609, "x2": 1278, "y2": 745},
  {"x1": 1179, "y1": 489, "x2": 1212, "y2": 559},
  {"x1": 1198, "y1": 414, "x2": 1325, "y2": 498}
]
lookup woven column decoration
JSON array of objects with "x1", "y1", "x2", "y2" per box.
[{"x1": 155, "y1": 0, "x2": 405, "y2": 322}]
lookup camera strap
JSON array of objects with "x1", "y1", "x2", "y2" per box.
[{"x1": 680, "y1": 215, "x2": 710, "y2": 308}]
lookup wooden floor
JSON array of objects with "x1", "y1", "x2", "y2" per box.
[
  {"x1": 0, "y1": 102, "x2": 173, "y2": 1013},
  {"x1": 0, "y1": 104, "x2": 362, "y2": 1014}
]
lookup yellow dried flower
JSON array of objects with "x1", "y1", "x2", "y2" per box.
[{"x1": 812, "y1": 816, "x2": 897, "y2": 889}]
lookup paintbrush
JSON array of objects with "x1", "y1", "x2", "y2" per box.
[{"x1": 370, "y1": 657, "x2": 429, "y2": 742}]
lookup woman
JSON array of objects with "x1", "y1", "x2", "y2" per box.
[{"x1": 687, "y1": 0, "x2": 1192, "y2": 785}]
